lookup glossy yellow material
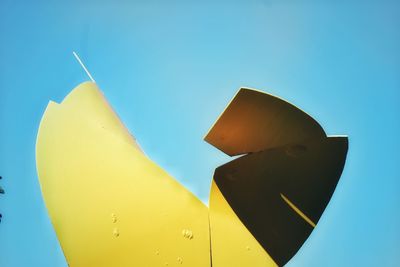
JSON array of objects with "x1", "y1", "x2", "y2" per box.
[
  {"x1": 36, "y1": 82, "x2": 210, "y2": 267},
  {"x1": 209, "y1": 181, "x2": 277, "y2": 267}
]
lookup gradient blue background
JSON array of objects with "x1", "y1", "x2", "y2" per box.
[{"x1": 0, "y1": 0, "x2": 399, "y2": 266}]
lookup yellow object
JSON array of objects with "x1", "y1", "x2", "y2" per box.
[
  {"x1": 209, "y1": 181, "x2": 277, "y2": 267},
  {"x1": 36, "y1": 82, "x2": 347, "y2": 267},
  {"x1": 36, "y1": 82, "x2": 210, "y2": 267},
  {"x1": 280, "y1": 193, "x2": 316, "y2": 228}
]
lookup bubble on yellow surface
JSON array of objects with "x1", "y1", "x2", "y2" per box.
[
  {"x1": 177, "y1": 257, "x2": 183, "y2": 264},
  {"x1": 113, "y1": 228, "x2": 119, "y2": 237},
  {"x1": 111, "y1": 213, "x2": 117, "y2": 223},
  {"x1": 182, "y1": 229, "x2": 193, "y2": 240}
]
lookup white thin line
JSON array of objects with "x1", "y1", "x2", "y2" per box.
[{"x1": 72, "y1": 51, "x2": 96, "y2": 83}]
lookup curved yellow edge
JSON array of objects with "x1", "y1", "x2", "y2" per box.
[
  {"x1": 209, "y1": 181, "x2": 277, "y2": 267},
  {"x1": 56, "y1": 81, "x2": 141, "y2": 151},
  {"x1": 36, "y1": 82, "x2": 210, "y2": 267}
]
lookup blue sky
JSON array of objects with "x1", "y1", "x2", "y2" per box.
[{"x1": 0, "y1": 0, "x2": 399, "y2": 266}]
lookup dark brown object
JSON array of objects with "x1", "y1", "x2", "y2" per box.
[{"x1": 205, "y1": 88, "x2": 348, "y2": 266}]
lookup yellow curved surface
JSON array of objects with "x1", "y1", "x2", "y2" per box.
[
  {"x1": 36, "y1": 82, "x2": 210, "y2": 267},
  {"x1": 209, "y1": 180, "x2": 277, "y2": 267}
]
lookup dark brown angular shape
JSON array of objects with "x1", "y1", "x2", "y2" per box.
[
  {"x1": 214, "y1": 137, "x2": 348, "y2": 266},
  {"x1": 205, "y1": 88, "x2": 326, "y2": 156},
  {"x1": 205, "y1": 88, "x2": 349, "y2": 266}
]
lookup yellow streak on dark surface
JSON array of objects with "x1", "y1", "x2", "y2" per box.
[{"x1": 280, "y1": 193, "x2": 316, "y2": 228}]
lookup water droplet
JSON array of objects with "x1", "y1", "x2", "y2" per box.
[
  {"x1": 111, "y1": 213, "x2": 117, "y2": 223},
  {"x1": 177, "y1": 257, "x2": 183, "y2": 264},
  {"x1": 164, "y1": 262, "x2": 169, "y2": 266},
  {"x1": 113, "y1": 228, "x2": 120, "y2": 237},
  {"x1": 155, "y1": 250, "x2": 160, "y2": 256},
  {"x1": 182, "y1": 229, "x2": 193, "y2": 240},
  {"x1": 246, "y1": 246, "x2": 250, "y2": 251}
]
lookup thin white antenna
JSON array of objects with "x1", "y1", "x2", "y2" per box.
[{"x1": 72, "y1": 51, "x2": 96, "y2": 83}]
